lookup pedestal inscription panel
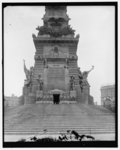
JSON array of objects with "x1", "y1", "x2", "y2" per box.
[{"x1": 47, "y1": 65, "x2": 65, "y2": 91}]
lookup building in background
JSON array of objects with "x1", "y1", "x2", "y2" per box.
[
  {"x1": 100, "y1": 85, "x2": 115, "y2": 111},
  {"x1": 4, "y1": 94, "x2": 23, "y2": 107}
]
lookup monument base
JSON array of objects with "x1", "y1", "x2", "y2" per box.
[{"x1": 24, "y1": 93, "x2": 36, "y2": 104}]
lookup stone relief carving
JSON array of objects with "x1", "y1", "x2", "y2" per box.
[
  {"x1": 36, "y1": 25, "x2": 75, "y2": 37},
  {"x1": 44, "y1": 46, "x2": 68, "y2": 58}
]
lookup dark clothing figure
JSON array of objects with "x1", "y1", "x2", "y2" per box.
[{"x1": 71, "y1": 130, "x2": 81, "y2": 140}]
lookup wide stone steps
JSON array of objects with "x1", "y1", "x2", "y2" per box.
[
  {"x1": 5, "y1": 122, "x2": 114, "y2": 129},
  {"x1": 5, "y1": 125, "x2": 115, "y2": 130},
  {"x1": 5, "y1": 127, "x2": 115, "y2": 135},
  {"x1": 4, "y1": 104, "x2": 115, "y2": 137},
  {"x1": 5, "y1": 124, "x2": 115, "y2": 129},
  {"x1": 5, "y1": 119, "x2": 115, "y2": 133}
]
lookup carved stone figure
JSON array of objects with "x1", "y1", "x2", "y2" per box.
[
  {"x1": 66, "y1": 57, "x2": 69, "y2": 68},
  {"x1": 36, "y1": 74, "x2": 43, "y2": 91},
  {"x1": 78, "y1": 66, "x2": 94, "y2": 92},
  {"x1": 36, "y1": 25, "x2": 75, "y2": 37},
  {"x1": 70, "y1": 76, "x2": 75, "y2": 91},
  {"x1": 44, "y1": 58, "x2": 48, "y2": 68},
  {"x1": 82, "y1": 66, "x2": 94, "y2": 80},
  {"x1": 78, "y1": 67, "x2": 83, "y2": 91},
  {"x1": 23, "y1": 60, "x2": 33, "y2": 89}
]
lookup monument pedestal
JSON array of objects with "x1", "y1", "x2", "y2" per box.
[
  {"x1": 36, "y1": 90, "x2": 43, "y2": 101},
  {"x1": 79, "y1": 88, "x2": 89, "y2": 104},
  {"x1": 75, "y1": 85, "x2": 81, "y2": 102},
  {"x1": 70, "y1": 90, "x2": 76, "y2": 101},
  {"x1": 24, "y1": 93, "x2": 36, "y2": 104},
  {"x1": 19, "y1": 96, "x2": 24, "y2": 105}
]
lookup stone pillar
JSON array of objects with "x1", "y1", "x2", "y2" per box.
[
  {"x1": 83, "y1": 93, "x2": 89, "y2": 104},
  {"x1": 81, "y1": 85, "x2": 90, "y2": 104},
  {"x1": 65, "y1": 67, "x2": 69, "y2": 91},
  {"x1": 24, "y1": 93, "x2": 36, "y2": 104},
  {"x1": 18, "y1": 96, "x2": 24, "y2": 105},
  {"x1": 32, "y1": 84, "x2": 38, "y2": 94},
  {"x1": 23, "y1": 86, "x2": 29, "y2": 96},
  {"x1": 75, "y1": 85, "x2": 81, "y2": 102}
]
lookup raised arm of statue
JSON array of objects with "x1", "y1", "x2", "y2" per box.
[
  {"x1": 82, "y1": 66, "x2": 94, "y2": 80},
  {"x1": 88, "y1": 65, "x2": 94, "y2": 73},
  {"x1": 23, "y1": 59, "x2": 29, "y2": 79}
]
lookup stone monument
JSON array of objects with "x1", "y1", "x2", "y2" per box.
[{"x1": 22, "y1": 6, "x2": 94, "y2": 104}]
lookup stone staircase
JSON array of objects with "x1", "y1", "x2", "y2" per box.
[{"x1": 4, "y1": 104, "x2": 115, "y2": 136}]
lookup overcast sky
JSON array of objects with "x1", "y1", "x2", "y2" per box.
[{"x1": 4, "y1": 6, "x2": 115, "y2": 104}]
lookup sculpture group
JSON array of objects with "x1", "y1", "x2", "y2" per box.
[{"x1": 23, "y1": 58, "x2": 94, "y2": 104}]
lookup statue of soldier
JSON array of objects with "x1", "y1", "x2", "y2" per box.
[
  {"x1": 37, "y1": 74, "x2": 43, "y2": 91},
  {"x1": 78, "y1": 67, "x2": 83, "y2": 92},
  {"x1": 69, "y1": 76, "x2": 75, "y2": 91},
  {"x1": 44, "y1": 58, "x2": 48, "y2": 68}
]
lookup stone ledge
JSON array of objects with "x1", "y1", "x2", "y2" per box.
[{"x1": 36, "y1": 101, "x2": 77, "y2": 104}]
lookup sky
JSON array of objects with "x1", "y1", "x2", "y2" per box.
[{"x1": 4, "y1": 6, "x2": 115, "y2": 104}]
